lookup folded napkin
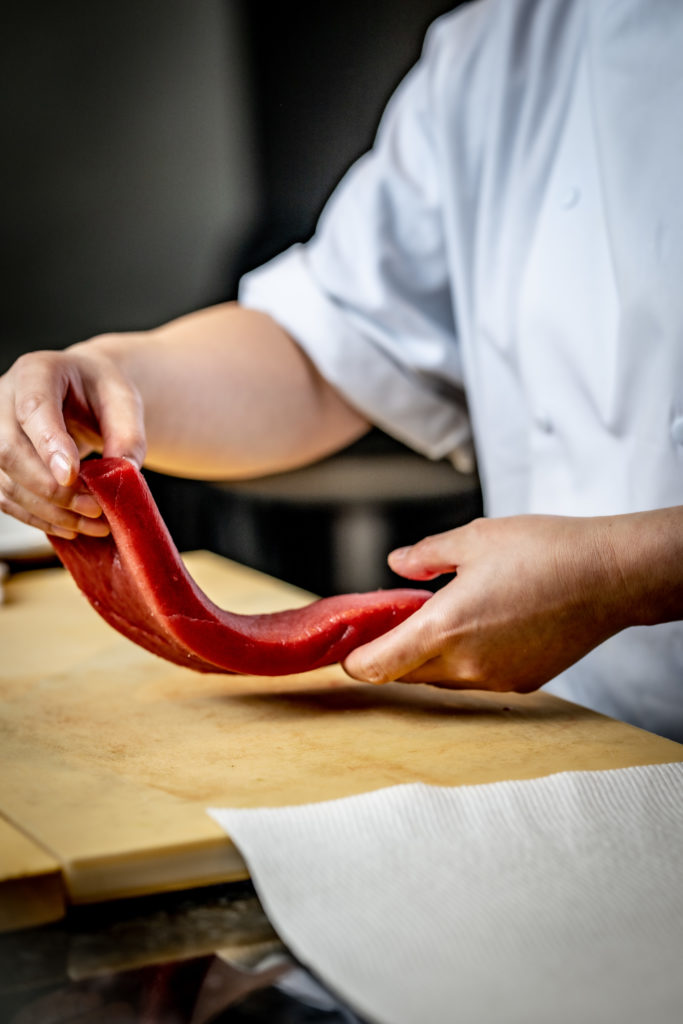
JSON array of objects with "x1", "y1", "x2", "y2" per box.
[{"x1": 209, "y1": 762, "x2": 683, "y2": 1024}]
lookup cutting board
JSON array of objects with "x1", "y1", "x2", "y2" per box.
[
  {"x1": 0, "y1": 817, "x2": 64, "y2": 931},
  {"x1": 1, "y1": 551, "x2": 681, "y2": 928}
]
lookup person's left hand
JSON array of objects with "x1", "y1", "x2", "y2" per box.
[{"x1": 343, "y1": 514, "x2": 633, "y2": 692}]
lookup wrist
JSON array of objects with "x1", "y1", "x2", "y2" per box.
[
  {"x1": 68, "y1": 330, "x2": 148, "y2": 371},
  {"x1": 597, "y1": 508, "x2": 683, "y2": 628}
]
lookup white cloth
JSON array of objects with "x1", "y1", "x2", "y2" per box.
[
  {"x1": 240, "y1": 0, "x2": 683, "y2": 741},
  {"x1": 209, "y1": 761, "x2": 683, "y2": 1024}
]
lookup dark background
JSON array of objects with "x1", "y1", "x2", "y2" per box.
[{"x1": 0, "y1": 0, "x2": 480, "y2": 594}]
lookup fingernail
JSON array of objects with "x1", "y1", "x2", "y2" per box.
[
  {"x1": 80, "y1": 517, "x2": 110, "y2": 537},
  {"x1": 50, "y1": 452, "x2": 73, "y2": 488},
  {"x1": 71, "y1": 494, "x2": 102, "y2": 518},
  {"x1": 48, "y1": 527, "x2": 78, "y2": 541}
]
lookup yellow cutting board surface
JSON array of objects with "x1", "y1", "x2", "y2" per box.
[{"x1": 1, "y1": 551, "x2": 681, "y2": 922}]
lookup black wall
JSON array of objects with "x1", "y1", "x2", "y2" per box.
[
  {"x1": 0, "y1": 1, "x2": 459, "y2": 368},
  {"x1": 1, "y1": 2, "x2": 479, "y2": 593}
]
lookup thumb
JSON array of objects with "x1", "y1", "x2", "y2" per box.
[
  {"x1": 388, "y1": 529, "x2": 461, "y2": 581},
  {"x1": 91, "y1": 372, "x2": 147, "y2": 468},
  {"x1": 342, "y1": 601, "x2": 439, "y2": 685}
]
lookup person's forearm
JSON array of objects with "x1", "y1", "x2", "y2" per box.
[
  {"x1": 76, "y1": 302, "x2": 369, "y2": 479},
  {"x1": 607, "y1": 505, "x2": 683, "y2": 628},
  {"x1": 0, "y1": 301, "x2": 369, "y2": 537}
]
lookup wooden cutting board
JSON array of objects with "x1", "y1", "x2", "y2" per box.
[
  {"x1": 1, "y1": 551, "x2": 681, "y2": 929},
  {"x1": 0, "y1": 817, "x2": 64, "y2": 931}
]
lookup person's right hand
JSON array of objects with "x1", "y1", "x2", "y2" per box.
[{"x1": 0, "y1": 342, "x2": 146, "y2": 538}]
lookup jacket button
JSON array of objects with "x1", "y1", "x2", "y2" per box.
[
  {"x1": 671, "y1": 416, "x2": 683, "y2": 445},
  {"x1": 560, "y1": 186, "x2": 580, "y2": 210}
]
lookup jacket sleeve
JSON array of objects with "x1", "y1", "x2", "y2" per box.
[{"x1": 238, "y1": 12, "x2": 475, "y2": 461}]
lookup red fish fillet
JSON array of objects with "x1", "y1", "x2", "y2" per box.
[{"x1": 49, "y1": 458, "x2": 430, "y2": 675}]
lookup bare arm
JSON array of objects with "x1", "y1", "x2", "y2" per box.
[
  {"x1": 94, "y1": 303, "x2": 368, "y2": 478},
  {"x1": 0, "y1": 303, "x2": 369, "y2": 537}
]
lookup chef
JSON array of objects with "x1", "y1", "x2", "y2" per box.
[{"x1": 0, "y1": 0, "x2": 682, "y2": 741}]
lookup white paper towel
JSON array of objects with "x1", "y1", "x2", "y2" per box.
[{"x1": 209, "y1": 762, "x2": 683, "y2": 1024}]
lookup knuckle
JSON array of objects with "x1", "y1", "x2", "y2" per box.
[
  {"x1": 0, "y1": 473, "x2": 18, "y2": 503},
  {"x1": 465, "y1": 516, "x2": 488, "y2": 540},
  {"x1": 454, "y1": 653, "x2": 477, "y2": 684},
  {"x1": 15, "y1": 390, "x2": 51, "y2": 427},
  {"x1": 13, "y1": 350, "x2": 59, "y2": 386},
  {"x1": 35, "y1": 426, "x2": 63, "y2": 455},
  {"x1": 356, "y1": 657, "x2": 391, "y2": 685},
  {"x1": 26, "y1": 490, "x2": 72, "y2": 530},
  {"x1": 46, "y1": 506, "x2": 74, "y2": 530},
  {"x1": 456, "y1": 652, "x2": 489, "y2": 687},
  {"x1": 17, "y1": 422, "x2": 69, "y2": 470},
  {"x1": 15, "y1": 348, "x2": 57, "y2": 368},
  {"x1": 0, "y1": 436, "x2": 17, "y2": 471},
  {"x1": 458, "y1": 655, "x2": 512, "y2": 692},
  {"x1": 25, "y1": 510, "x2": 53, "y2": 534},
  {"x1": 41, "y1": 475, "x2": 64, "y2": 502},
  {"x1": 11, "y1": 352, "x2": 36, "y2": 375}
]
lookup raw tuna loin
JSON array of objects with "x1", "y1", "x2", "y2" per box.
[{"x1": 50, "y1": 457, "x2": 430, "y2": 675}]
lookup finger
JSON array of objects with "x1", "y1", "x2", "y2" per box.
[
  {"x1": 0, "y1": 418, "x2": 100, "y2": 512},
  {"x1": 88, "y1": 370, "x2": 146, "y2": 467},
  {"x1": 0, "y1": 417, "x2": 80, "y2": 513},
  {"x1": 0, "y1": 497, "x2": 77, "y2": 540},
  {"x1": 0, "y1": 455, "x2": 103, "y2": 519},
  {"x1": 397, "y1": 664, "x2": 535, "y2": 695},
  {"x1": 0, "y1": 470, "x2": 110, "y2": 537},
  {"x1": 342, "y1": 601, "x2": 444, "y2": 685},
  {"x1": 0, "y1": 490, "x2": 105, "y2": 541},
  {"x1": 388, "y1": 529, "x2": 461, "y2": 581},
  {"x1": 11, "y1": 355, "x2": 82, "y2": 487},
  {"x1": 394, "y1": 658, "x2": 473, "y2": 689}
]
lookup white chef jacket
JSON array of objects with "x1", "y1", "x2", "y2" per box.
[{"x1": 239, "y1": 0, "x2": 683, "y2": 742}]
